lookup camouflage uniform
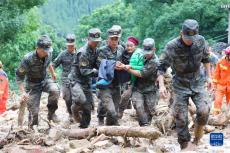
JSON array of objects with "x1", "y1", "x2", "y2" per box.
[
  {"x1": 158, "y1": 23, "x2": 210, "y2": 146},
  {"x1": 131, "y1": 38, "x2": 159, "y2": 126},
  {"x1": 69, "y1": 28, "x2": 101, "y2": 128},
  {"x1": 97, "y1": 43, "x2": 124, "y2": 125},
  {"x1": 16, "y1": 36, "x2": 60, "y2": 127},
  {"x1": 53, "y1": 49, "x2": 75, "y2": 115}
]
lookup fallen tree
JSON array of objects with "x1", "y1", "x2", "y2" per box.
[{"x1": 62, "y1": 126, "x2": 161, "y2": 140}]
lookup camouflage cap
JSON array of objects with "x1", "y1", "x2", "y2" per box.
[
  {"x1": 66, "y1": 33, "x2": 76, "y2": 46},
  {"x1": 143, "y1": 38, "x2": 155, "y2": 50},
  {"x1": 182, "y1": 19, "x2": 199, "y2": 41},
  {"x1": 37, "y1": 35, "x2": 53, "y2": 52},
  {"x1": 88, "y1": 28, "x2": 102, "y2": 42},
  {"x1": 108, "y1": 25, "x2": 122, "y2": 38}
]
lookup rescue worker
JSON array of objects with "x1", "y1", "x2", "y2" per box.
[
  {"x1": 0, "y1": 61, "x2": 9, "y2": 114},
  {"x1": 157, "y1": 19, "x2": 211, "y2": 150},
  {"x1": 213, "y1": 46, "x2": 230, "y2": 115},
  {"x1": 97, "y1": 26, "x2": 125, "y2": 126},
  {"x1": 53, "y1": 34, "x2": 76, "y2": 121},
  {"x1": 16, "y1": 35, "x2": 60, "y2": 128},
  {"x1": 120, "y1": 38, "x2": 159, "y2": 126},
  {"x1": 68, "y1": 28, "x2": 101, "y2": 128}
]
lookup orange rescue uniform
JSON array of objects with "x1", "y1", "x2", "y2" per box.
[
  {"x1": 213, "y1": 56, "x2": 230, "y2": 113},
  {"x1": 0, "y1": 70, "x2": 9, "y2": 114}
]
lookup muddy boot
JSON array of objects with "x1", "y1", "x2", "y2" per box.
[
  {"x1": 47, "y1": 113, "x2": 60, "y2": 123},
  {"x1": 68, "y1": 114, "x2": 74, "y2": 123},
  {"x1": 71, "y1": 104, "x2": 81, "y2": 123},
  {"x1": 98, "y1": 117, "x2": 104, "y2": 126},
  {"x1": 28, "y1": 113, "x2": 39, "y2": 129},
  {"x1": 193, "y1": 124, "x2": 204, "y2": 145},
  {"x1": 118, "y1": 111, "x2": 123, "y2": 119}
]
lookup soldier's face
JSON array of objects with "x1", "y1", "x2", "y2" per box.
[
  {"x1": 108, "y1": 37, "x2": 119, "y2": 49},
  {"x1": 88, "y1": 41, "x2": 99, "y2": 49},
  {"x1": 181, "y1": 32, "x2": 193, "y2": 46},
  {"x1": 67, "y1": 45, "x2": 75, "y2": 52},
  {"x1": 37, "y1": 48, "x2": 49, "y2": 58}
]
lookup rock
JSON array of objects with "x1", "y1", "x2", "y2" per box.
[
  {"x1": 135, "y1": 146, "x2": 147, "y2": 152},
  {"x1": 44, "y1": 138, "x2": 55, "y2": 146},
  {"x1": 93, "y1": 140, "x2": 113, "y2": 148},
  {"x1": 204, "y1": 125, "x2": 215, "y2": 133},
  {"x1": 69, "y1": 139, "x2": 91, "y2": 149},
  {"x1": 55, "y1": 145, "x2": 65, "y2": 153},
  {"x1": 48, "y1": 129, "x2": 62, "y2": 141}
]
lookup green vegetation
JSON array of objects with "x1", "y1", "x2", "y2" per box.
[{"x1": 0, "y1": 0, "x2": 229, "y2": 89}]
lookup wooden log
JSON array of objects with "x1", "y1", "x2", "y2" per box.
[
  {"x1": 62, "y1": 126, "x2": 161, "y2": 140},
  {"x1": 62, "y1": 128, "x2": 97, "y2": 139},
  {"x1": 208, "y1": 113, "x2": 230, "y2": 126},
  {"x1": 97, "y1": 126, "x2": 161, "y2": 140}
]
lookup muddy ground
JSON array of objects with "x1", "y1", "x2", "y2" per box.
[{"x1": 0, "y1": 93, "x2": 230, "y2": 153}]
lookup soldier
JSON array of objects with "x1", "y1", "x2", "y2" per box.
[
  {"x1": 157, "y1": 19, "x2": 211, "y2": 150},
  {"x1": 53, "y1": 34, "x2": 76, "y2": 121},
  {"x1": 16, "y1": 35, "x2": 60, "y2": 128},
  {"x1": 97, "y1": 27, "x2": 125, "y2": 126},
  {"x1": 100, "y1": 25, "x2": 125, "y2": 49},
  {"x1": 120, "y1": 38, "x2": 159, "y2": 126},
  {"x1": 68, "y1": 28, "x2": 101, "y2": 128}
]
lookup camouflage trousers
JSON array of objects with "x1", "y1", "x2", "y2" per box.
[
  {"x1": 173, "y1": 89, "x2": 210, "y2": 145},
  {"x1": 26, "y1": 79, "x2": 60, "y2": 127},
  {"x1": 61, "y1": 83, "x2": 72, "y2": 115},
  {"x1": 119, "y1": 85, "x2": 132, "y2": 115},
  {"x1": 71, "y1": 82, "x2": 93, "y2": 128},
  {"x1": 131, "y1": 90, "x2": 158, "y2": 126},
  {"x1": 98, "y1": 87, "x2": 121, "y2": 125}
]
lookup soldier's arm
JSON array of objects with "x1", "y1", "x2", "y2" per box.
[
  {"x1": 202, "y1": 41, "x2": 212, "y2": 80},
  {"x1": 16, "y1": 58, "x2": 29, "y2": 94},
  {"x1": 157, "y1": 44, "x2": 172, "y2": 98},
  {"x1": 140, "y1": 60, "x2": 159, "y2": 78},
  {"x1": 52, "y1": 52, "x2": 63, "y2": 69},
  {"x1": 48, "y1": 64, "x2": 57, "y2": 80},
  {"x1": 96, "y1": 48, "x2": 106, "y2": 68},
  {"x1": 79, "y1": 54, "x2": 97, "y2": 77}
]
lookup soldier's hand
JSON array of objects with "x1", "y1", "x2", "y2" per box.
[
  {"x1": 159, "y1": 85, "x2": 168, "y2": 99},
  {"x1": 115, "y1": 62, "x2": 124, "y2": 70}
]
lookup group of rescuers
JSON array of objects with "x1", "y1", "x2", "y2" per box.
[{"x1": 4, "y1": 18, "x2": 228, "y2": 150}]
